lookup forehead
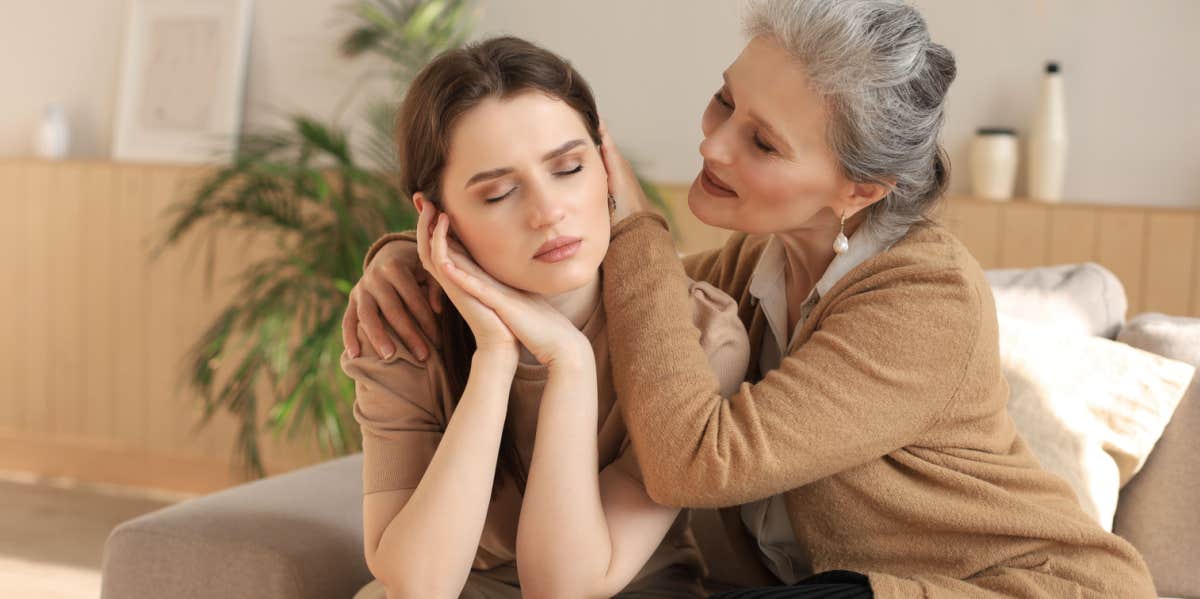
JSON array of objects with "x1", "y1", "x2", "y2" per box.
[
  {"x1": 727, "y1": 36, "x2": 830, "y2": 148},
  {"x1": 444, "y1": 91, "x2": 591, "y2": 172}
]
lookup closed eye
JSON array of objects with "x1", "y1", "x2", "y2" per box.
[
  {"x1": 713, "y1": 92, "x2": 733, "y2": 110},
  {"x1": 554, "y1": 164, "x2": 584, "y2": 177},
  {"x1": 485, "y1": 188, "x2": 515, "y2": 203}
]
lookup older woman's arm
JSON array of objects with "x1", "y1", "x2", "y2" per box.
[{"x1": 602, "y1": 213, "x2": 983, "y2": 508}]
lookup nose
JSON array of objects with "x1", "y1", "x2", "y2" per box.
[
  {"x1": 525, "y1": 180, "x2": 566, "y2": 230},
  {"x1": 699, "y1": 122, "x2": 736, "y2": 167}
]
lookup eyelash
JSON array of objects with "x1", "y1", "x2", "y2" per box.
[
  {"x1": 484, "y1": 164, "x2": 585, "y2": 203},
  {"x1": 712, "y1": 91, "x2": 777, "y2": 154}
]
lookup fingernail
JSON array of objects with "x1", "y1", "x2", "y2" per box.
[
  {"x1": 382, "y1": 345, "x2": 395, "y2": 360},
  {"x1": 351, "y1": 349, "x2": 361, "y2": 358},
  {"x1": 415, "y1": 347, "x2": 428, "y2": 361}
]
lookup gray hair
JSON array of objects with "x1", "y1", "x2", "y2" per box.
[{"x1": 744, "y1": 0, "x2": 956, "y2": 234}]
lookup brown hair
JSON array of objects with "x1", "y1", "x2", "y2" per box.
[{"x1": 395, "y1": 36, "x2": 602, "y2": 492}]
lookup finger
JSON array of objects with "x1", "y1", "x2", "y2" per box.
[
  {"x1": 353, "y1": 290, "x2": 398, "y2": 360},
  {"x1": 445, "y1": 242, "x2": 502, "y2": 288},
  {"x1": 386, "y1": 265, "x2": 441, "y2": 347},
  {"x1": 342, "y1": 293, "x2": 361, "y2": 358},
  {"x1": 415, "y1": 200, "x2": 437, "y2": 270},
  {"x1": 429, "y1": 213, "x2": 463, "y2": 299},
  {"x1": 366, "y1": 278, "x2": 430, "y2": 360}
]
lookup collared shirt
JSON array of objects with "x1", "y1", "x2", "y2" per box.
[{"x1": 740, "y1": 216, "x2": 910, "y2": 584}]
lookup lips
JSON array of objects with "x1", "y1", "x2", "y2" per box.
[
  {"x1": 701, "y1": 164, "x2": 737, "y2": 197},
  {"x1": 533, "y1": 236, "x2": 582, "y2": 259}
]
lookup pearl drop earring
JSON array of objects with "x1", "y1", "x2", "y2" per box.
[{"x1": 833, "y1": 211, "x2": 849, "y2": 254}]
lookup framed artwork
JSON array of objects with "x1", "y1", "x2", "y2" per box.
[{"x1": 112, "y1": 0, "x2": 254, "y2": 163}]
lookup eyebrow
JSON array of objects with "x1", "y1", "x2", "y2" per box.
[
  {"x1": 721, "y1": 72, "x2": 793, "y2": 154},
  {"x1": 464, "y1": 138, "x2": 589, "y2": 188}
]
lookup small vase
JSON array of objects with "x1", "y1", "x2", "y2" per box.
[
  {"x1": 969, "y1": 128, "x2": 1019, "y2": 201},
  {"x1": 34, "y1": 103, "x2": 71, "y2": 160}
]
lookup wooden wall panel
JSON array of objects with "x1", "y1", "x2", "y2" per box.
[
  {"x1": 112, "y1": 164, "x2": 151, "y2": 450},
  {"x1": 1096, "y1": 209, "x2": 1149, "y2": 316},
  {"x1": 1047, "y1": 205, "x2": 1098, "y2": 266},
  {"x1": 81, "y1": 164, "x2": 118, "y2": 441},
  {"x1": 941, "y1": 199, "x2": 1002, "y2": 268},
  {"x1": 0, "y1": 161, "x2": 27, "y2": 432},
  {"x1": 24, "y1": 162, "x2": 53, "y2": 436},
  {"x1": 1194, "y1": 215, "x2": 1200, "y2": 318},
  {"x1": 997, "y1": 203, "x2": 1050, "y2": 269},
  {"x1": 1143, "y1": 212, "x2": 1197, "y2": 317},
  {"x1": 52, "y1": 164, "x2": 86, "y2": 438}
]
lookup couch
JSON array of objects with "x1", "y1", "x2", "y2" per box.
[{"x1": 100, "y1": 262, "x2": 1200, "y2": 599}]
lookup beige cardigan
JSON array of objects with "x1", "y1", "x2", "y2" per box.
[{"x1": 600, "y1": 213, "x2": 1157, "y2": 598}]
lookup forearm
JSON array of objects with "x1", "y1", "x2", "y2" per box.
[
  {"x1": 515, "y1": 348, "x2": 615, "y2": 598},
  {"x1": 373, "y1": 350, "x2": 515, "y2": 597}
]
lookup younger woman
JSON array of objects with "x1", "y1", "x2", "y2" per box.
[{"x1": 339, "y1": 36, "x2": 748, "y2": 598}]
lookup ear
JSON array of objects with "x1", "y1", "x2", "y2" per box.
[
  {"x1": 842, "y1": 179, "x2": 892, "y2": 218},
  {"x1": 411, "y1": 192, "x2": 426, "y2": 214}
]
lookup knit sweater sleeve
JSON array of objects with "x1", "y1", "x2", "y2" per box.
[
  {"x1": 362, "y1": 231, "x2": 418, "y2": 272},
  {"x1": 602, "y1": 213, "x2": 981, "y2": 508},
  {"x1": 339, "y1": 323, "x2": 446, "y2": 495}
]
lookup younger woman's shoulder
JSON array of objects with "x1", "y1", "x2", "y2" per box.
[{"x1": 686, "y1": 280, "x2": 750, "y2": 397}]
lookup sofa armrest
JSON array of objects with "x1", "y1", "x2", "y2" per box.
[{"x1": 101, "y1": 453, "x2": 370, "y2": 599}]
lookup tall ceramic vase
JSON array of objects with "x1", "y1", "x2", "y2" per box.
[{"x1": 1027, "y1": 62, "x2": 1067, "y2": 202}]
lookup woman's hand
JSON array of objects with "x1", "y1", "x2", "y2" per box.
[
  {"x1": 598, "y1": 121, "x2": 652, "y2": 223},
  {"x1": 431, "y1": 217, "x2": 590, "y2": 370},
  {"x1": 343, "y1": 233, "x2": 443, "y2": 361},
  {"x1": 417, "y1": 202, "x2": 518, "y2": 359}
]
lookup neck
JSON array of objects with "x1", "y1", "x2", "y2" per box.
[
  {"x1": 544, "y1": 274, "x2": 601, "y2": 329},
  {"x1": 517, "y1": 273, "x2": 600, "y2": 365},
  {"x1": 775, "y1": 210, "x2": 865, "y2": 301}
]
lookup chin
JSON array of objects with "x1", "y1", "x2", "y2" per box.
[
  {"x1": 528, "y1": 267, "x2": 596, "y2": 297},
  {"x1": 687, "y1": 177, "x2": 727, "y2": 228}
]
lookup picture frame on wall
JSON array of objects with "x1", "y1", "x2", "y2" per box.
[{"x1": 112, "y1": 0, "x2": 254, "y2": 164}]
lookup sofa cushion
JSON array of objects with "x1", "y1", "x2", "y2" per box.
[
  {"x1": 101, "y1": 454, "x2": 370, "y2": 599},
  {"x1": 997, "y1": 314, "x2": 1194, "y2": 531},
  {"x1": 1113, "y1": 313, "x2": 1200, "y2": 599},
  {"x1": 986, "y1": 262, "x2": 1127, "y2": 339}
]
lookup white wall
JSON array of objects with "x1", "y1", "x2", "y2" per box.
[{"x1": 3, "y1": 1, "x2": 1198, "y2": 206}]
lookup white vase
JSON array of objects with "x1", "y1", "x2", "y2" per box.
[
  {"x1": 1027, "y1": 62, "x2": 1068, "y2": 202},
  {"x1": 34, "y1": 103, "x2": 71, "y2": 160},
  {"x1": 969, "y1": 128, "x2": 1019, "y2": 201}
]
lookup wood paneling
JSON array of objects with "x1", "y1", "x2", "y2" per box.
[
  {"x1": 1143, "y1": 212, "x2": 1197, "y2": 317},
  {"x1": 0, "y1": 158, "x2": 329, "y2": 494},
  {"x1": 1047, "y1": 205, "x2": 1098, "y2": 266},
  {"x1": 0, "y1": 161, "x2": 28, "y2": 432},
  {"x1": 937, "y1": 198, "x2": 1002, "y2": 267},
  {"x1": 997, "y1": 202, "x2": 1050, "y2": 269},
  {"x1": 1096, "y1": 209, "x2": 1149, "y2": 316}
]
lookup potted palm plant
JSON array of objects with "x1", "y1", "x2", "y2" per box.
[{"x1": 154, "y1": 0, "x2": 670, "y2": 479}]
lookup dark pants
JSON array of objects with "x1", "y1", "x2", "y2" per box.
[{"x1": 708, "y1": 570, "x2": 873, "y2": 599}]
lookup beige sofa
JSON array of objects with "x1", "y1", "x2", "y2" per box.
[{"x1": 100, "y1": 263, "x2": 1199, "y2": 598}]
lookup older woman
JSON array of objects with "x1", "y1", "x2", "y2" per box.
[{"x1": 344, "y1": 1, "x2": 1157, "y2": 597}]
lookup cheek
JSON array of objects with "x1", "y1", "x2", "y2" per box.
[{"x1": 450, "y1": 214, "x2": 516, "y2": 275}]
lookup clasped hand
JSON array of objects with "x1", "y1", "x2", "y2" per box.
[{"x1": 415, "y1": 199, "x2": 589, "y2": 370}]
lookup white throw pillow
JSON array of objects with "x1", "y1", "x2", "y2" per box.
[{"x1": 998, "y1": 313, "x2": 1195, "y2": 531}]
